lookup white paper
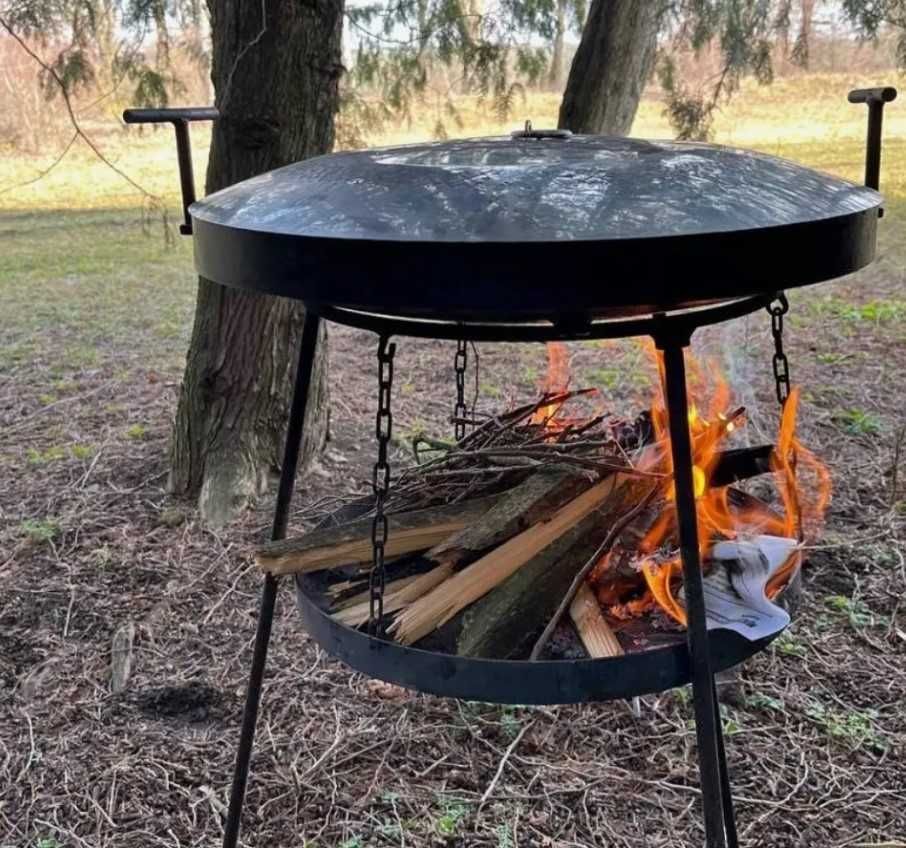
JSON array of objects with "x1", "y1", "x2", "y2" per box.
[{"x1": 679, "y1": 535, "x2": 799, "y2": 642}]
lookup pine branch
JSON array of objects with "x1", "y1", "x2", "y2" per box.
[{"x1": 0, "y1": 15, "x2": 166, "y2": 212}]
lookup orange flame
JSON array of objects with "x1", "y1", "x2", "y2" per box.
[
  {"x1": 531, "y1": 342, "x2": 570, "y2": 426},
  {"x1": 618, "y1": 345, "x2": 830, "y2": 626}
]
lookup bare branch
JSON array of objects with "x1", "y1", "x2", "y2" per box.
[{"x1": 0, "y1": 15, "x2": 164, "y2": 208}]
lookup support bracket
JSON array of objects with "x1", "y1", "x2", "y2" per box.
[
  {"x1": 122, "y1": 106, "x2": 219, "y2": 234},
  {"x1": 848, "y1": 87, "x2": 897, "y2": 194}
]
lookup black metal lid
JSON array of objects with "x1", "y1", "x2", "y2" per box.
[{"x1": 190, "y1": 134, "x2": 881, "y2": 321}]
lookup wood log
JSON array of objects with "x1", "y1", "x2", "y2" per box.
[
  {"x1": 449, "y1": 501, "x2": 619, "y2": 658},
  {"x1": 416, "y1": 500, "x2": 607, "y2": 659},
  {"x1": 332, "y1": 470, "x2": 591, "y2": 627},
  {"x1": 710, "y1": 445, "x2": 775, "y2": 488},
  {"x1": 389, "y1": 443, "x2": 665, "y2": 647},
  {"x1": 569, "y1": 583, "x2": 623, "y2": 658},
  {"x1": 256, "y1": 496, "x2": 499, "y2": 575},
  {"x1": 331, "y1": 573, "x2": 424, "y2": 611},
  {"x1": 428, "y1": 469, "x2": 592, "y2": 568},
  {"x1": 390, "y1": 474, "x2": 629, "y2": 645}
]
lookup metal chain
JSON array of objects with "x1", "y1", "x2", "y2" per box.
[
  {"x1": 454, "y1": 339, "x2": 468, "y2": 441},
  {"x1": 767, "y1": 292, "x2": 791, "y2": 406},
  {"x1": 767, "y1": 292, "x2": 805, "y2": 540},
  {"x1": 369, "y1": 336, "x2": 396, "y2": 636}
]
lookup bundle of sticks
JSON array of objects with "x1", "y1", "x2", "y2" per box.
[{"x1": 256, "y1": 392, "x2": 779, "y2": 661}]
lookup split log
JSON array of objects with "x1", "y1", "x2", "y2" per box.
[
  {"x1": 570, "y1": 583, "x2": 623, "y2": 658},
  {"x1": 391, "y1": 442, "x2": 665, "y2": 648},
  {"x1": 425, "y1": 476, "x2": 656, "y2": 659},
  {"x1": 391, "y1": 473, "x2": 629, "y2": 645},
  {"x1": 256, "y1": 496, "x2": 499, "y2": 576},
  {"x1": 451, "y1": 501, "x2": 619, "y2": 658},
  {"x1": 331, "y1": 573, "x2": 424, "y2": 611},
  {"x1": 710, "y1": 445, "x2": 775, "y2": 488},
  {"x1": 332, "y1": 470, "x2": 591, "y2": 627}
]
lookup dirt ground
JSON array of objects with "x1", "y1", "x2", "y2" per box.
[{"x1": 2, "y1": 77, "x2": 906, "y2": 848}]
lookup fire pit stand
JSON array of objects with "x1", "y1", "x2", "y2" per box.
[
  {"x1": 124, "y1": 88, "x2": 895, "y2": 848},
  {"x1": 275, "y1": 297, "x2": 772, "y2": 848}
]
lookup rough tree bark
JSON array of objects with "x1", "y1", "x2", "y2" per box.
[
  {"x1": 168, "y1": 0, "x2": 343, "y2": 526},
  {"x1": 558, "y1": 0, "x2": 661, "y2": 135}
]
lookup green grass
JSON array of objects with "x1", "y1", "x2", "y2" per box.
[
  {"x1": 434, "y1": 797, "x2": 469, "y2": 835},
  {"x1": 19, "y1": 518, "x2": 61, "y2": 543},
  {"x1": 805, "y1": 701, "x2": 888, "y2": 752},
  {"x1": 0, "y1": 209, "x2": 195, "y2": 373},
  {"x1": 824, "y1": 594, "x2": 887, "y2": 629},
  {"x1": 834, "y1": 407, "x2": 883, "y2": 437}
]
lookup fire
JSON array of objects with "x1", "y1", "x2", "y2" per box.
[
  {"x1": 598, "y1": 342, "x2": 831, "y2": 627},
  {"x1": 531, "y1": 342, "x2": 570, "y2": 426}
]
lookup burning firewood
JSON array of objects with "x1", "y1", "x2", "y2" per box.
[{"x1": 312, "y1": 348, "x2": 828, "y2": 664}]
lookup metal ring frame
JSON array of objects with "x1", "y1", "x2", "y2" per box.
[{"x1": 313, "y1": 293, "x2": 776, "y2": 343}]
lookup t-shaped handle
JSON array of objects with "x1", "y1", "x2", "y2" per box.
[
  {"x1": 848, "y1": 87, "x2": 897, "y2": 191},
  {"x1": 123, "y1": 107, "x2": 219, "y2": 234}
]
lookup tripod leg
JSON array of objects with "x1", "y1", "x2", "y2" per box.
[
  {"x1": 222, "y1": 311, "x2": 322, "y2": 848},
  {"x1": 659, "y1": 340, "x2": 728, "y2": 848},
  {"x1": 713, "y1": 678, "x2": 739, "y2": 848}
]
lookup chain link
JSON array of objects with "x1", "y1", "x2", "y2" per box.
[
  {"x1": 767, "y1": 292, "x2": 791, "y2": 406},
  {"x1": 369, "y1": 336, "x2": 396, "y2": 636},
  {"x1": 766, "y1": 292, "x2": 804, "y2": 539},
  {"x1": 454, "y1": 339, "x2": 468, "y2": 441}
]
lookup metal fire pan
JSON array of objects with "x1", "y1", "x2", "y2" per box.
[
  {"x1": 190, "y1": 135, "x2": 880, "y2": 323},
  {"x1": 292, "y1": 501, "x2": 781, "y2": 705},
  {"x1": 293, "y1": 574, "x2": 777, "y2": 705}
]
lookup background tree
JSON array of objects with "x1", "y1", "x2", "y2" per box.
[
  {"x1": 168, "y1": 0, "x2": 341, "y2": 525},
  {"x1": 548, "y1": 0, "x2": 586, "y2": 89},
  {"x1": 558, "y1": 1, "x2": 664, "y2": 134}
]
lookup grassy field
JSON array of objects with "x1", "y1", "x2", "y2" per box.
[{"x1": 2, "y1": 72, "x2": 906, "y2": 848}]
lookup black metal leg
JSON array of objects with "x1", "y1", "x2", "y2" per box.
[
  {"x1": 222, "y1": 312, "x2": 322, "y2": 848},
  {"x1": 713, "y1": 678, "x2": 739, "y2": 848},
  {"x1": 659, "y1": 340, "x2": 730, "y2": 848}
]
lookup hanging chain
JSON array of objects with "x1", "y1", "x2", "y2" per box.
[
  {"x1": 767, "y1": 292, "x2": 805, "y2": 540},
  {"x1": 767, "y1": 292, "x2": 791, "y2": 406},
  {"x1": 369, "y1": 336, "x2": 396, "y2": 636},
  {"x1": 454, "y1": 339, "x2": 469, "y2": 442}
]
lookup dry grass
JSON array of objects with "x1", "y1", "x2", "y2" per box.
[{"x1": 1, "y1": 71, "x2": 905, "y2": 848}]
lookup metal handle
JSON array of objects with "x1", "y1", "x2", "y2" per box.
[
  {"x1": 123, "y1": 106, "x2": 219, "y2": 234},
  {"x1": 511, "y1": 120, "x2": 572, "y2": 141},
  {"x1": 848, "y1": 87, "x2": 897, "y2": 192}
]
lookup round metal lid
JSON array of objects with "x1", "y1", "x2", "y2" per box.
[{"x1": 190, "y1": 135, "x2": 881, "y2": 322}]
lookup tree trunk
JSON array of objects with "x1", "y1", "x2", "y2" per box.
[
  {"x1": 558, "y1": 0, "x2": 661, "y2": 135},
  {"x1": 792, "y1": 0, "x2": 817, "y2": 67},
  {"x1": 169, "y1": 0, "x2": 343, "y2": 526},
  {"x1": 548, "y1": 0, "x2": 568, "y2": 90}
]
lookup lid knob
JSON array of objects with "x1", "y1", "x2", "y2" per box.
[{"x1": 511, "y1": 120, "x2": 572, "y2": 140}]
